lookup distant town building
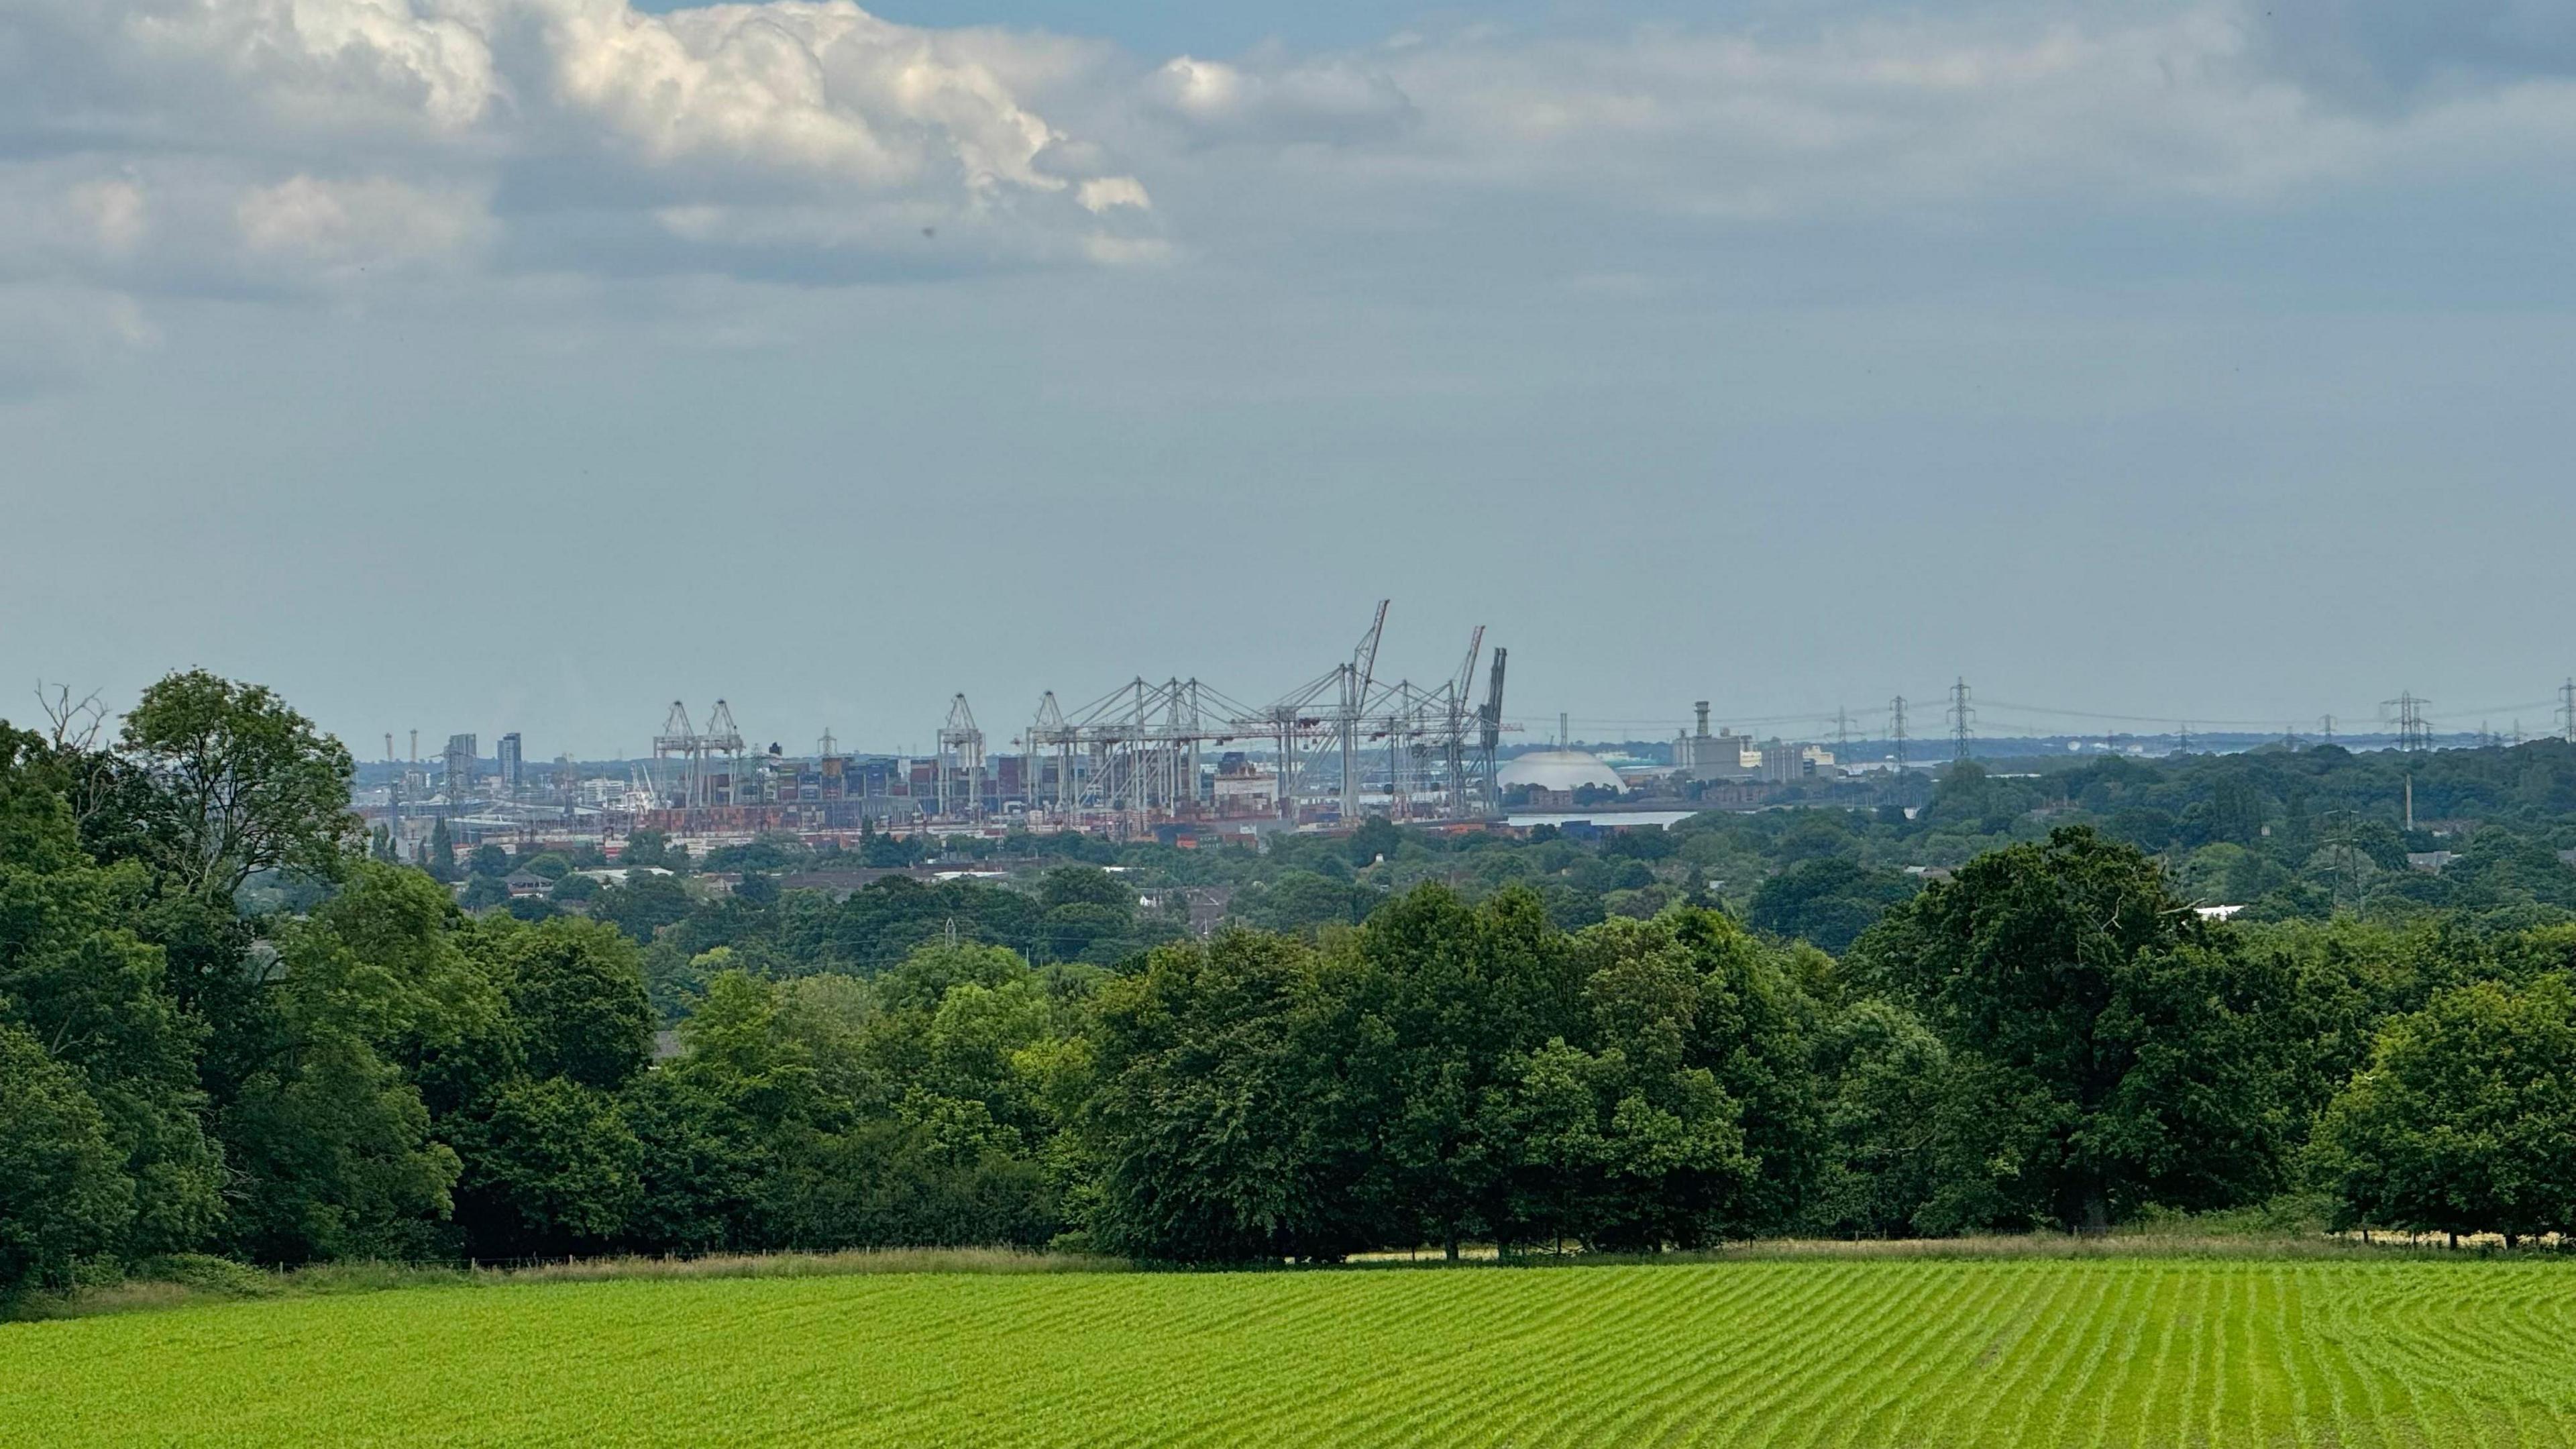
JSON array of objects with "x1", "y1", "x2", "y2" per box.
[
  {"x1": 496, "y1": 733, "x2": 523, "y2": 798},
  {"x1": 443, "y1": 733, "x2": 478, "y2": 799}
]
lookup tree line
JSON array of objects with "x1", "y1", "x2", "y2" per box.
[{"x1": 10, "y1": 674, "x2": 2576, "y2": 1299}]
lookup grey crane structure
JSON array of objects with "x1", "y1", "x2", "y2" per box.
[
  {"x1": 935, "y1": 694, "x2": 987, "y2": 822},
  {"x1": 1013, "y1": 601, "x2": 1505, "y2": 835},
  {"x1": 653, "y1": 700, "x2": 747, "y2": 810}
]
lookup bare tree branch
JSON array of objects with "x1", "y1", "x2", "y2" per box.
[{"x1": 34, "y1": 680, "x2": 107, "y2": 753}]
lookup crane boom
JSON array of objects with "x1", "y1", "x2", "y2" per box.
[
  {"x1": 1479, "y1": 647, "x2": 1508, "y2": 752},
  {"x1": 1350, "y1": 599, "x2": 1389, "y2": 708}
]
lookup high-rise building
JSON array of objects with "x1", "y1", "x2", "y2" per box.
[
  {"x1": 496, "y1": 733, "x2": 523, "y2": 798},
  {"x1": 443, "y1": 733, "x2": 478, "y2": 800}
]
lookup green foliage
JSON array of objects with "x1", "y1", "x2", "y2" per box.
[
  {"x1": 449, "y1": 1078, "x2": 645, "y2": 1258},
  {"x1": 592, "y1": 871, "x2": 692, "y2": 943},
  {"x1": 1850, "y1": 827, "x2": 2298, "y2": 1230},
  {"x1": 0, "y1": 727, "x2": 223, "y2": 1259},
  {"x1": 42, "y1": 671, "x2": 2576, "y2": 1287},
  {"x1": 1560, "y1": 909, "x2": 1825, "y2": 1240},
  {"x1": 700, "y1": 836, "x2": 803, "y2": 873},
  {"x1": 2310, "y1": 975, "x2": 2576, "y2": 1242},
  {"x1": 492, "y1": 917, "x2": 653, "y2": 1091},
  {"x1": 1809, "y1": 998, "x2": 1950, "y2": 1236},
  {"x1": 631, "y1": 950, "x2": 1086, "y2": 1254},
  {"x1": 1229, "y1": 869, "x2": 1374, "y2": 936},
  {"x1": 873, "y1": 942, "x2": 1027, "y2": 1015},
  {"x1": 1081, "y1": 888, "x2": 1825, "y2": 1260},
  {"x1": 1024, "y1": 867, "x2": 1160, "y2": 962},
  {"x1": 1348, "y1": 815, "x2": 1401, "y2": 867},
  {"x1": 1038, "y1": 866, "x2": 1126, "y2": 912},
  {"x1": 219, "y1": 868, "x2": 476, "y2": 1263},
  {"x1": 1746, "y1": 857, "x2": 1917, "y2": 953},
  {"x1": 0, "y1": 1020, "x2": 130, "y2": 1296},
  {"x1": 99, "y1": 671, "x2": 357, "y2": 898},
  {"x1": 614, "y1": 1073, "x2": 763, "y2": 1253},
  {"x1": 1083, "y1": 930, "x2": 1359, "y2": 1260}
]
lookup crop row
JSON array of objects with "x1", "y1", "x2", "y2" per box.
[{"x1": 7, "y1": 1259, "x2": 2575, "y2": 1446}]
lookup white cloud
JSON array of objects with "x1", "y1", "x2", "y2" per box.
[
  {"x1": 1081, "y1": 232, "x2": 1174, "y2": 266},
  {"x1": 1077, "y1": 176, "x2": 1151, "y2": 213},
  {"x1": 119, "y1": 0, "x2": 503, "y2": 134},
  {"x1": 66, "y1": 179, "x2": 150, "y2": 258},
  {"x1": 1144, "y1": 54, "x2": 1418, "y2": 144},
  {"x1": 2, "y1": 0, "x2": 2572, "y2": 358},
  {"x1": 0, "y1": 0, "x2": 1160, "y2": 301},
  {"x1": 1343, "y1": 12, "x2": 2367, "y2": 215},
  {"x1": 235, "y1": 175, "x2": 491, "y2": 272},
  {"x1": 1108, "y1": 4, "x2": 2576, "y2": 244}
]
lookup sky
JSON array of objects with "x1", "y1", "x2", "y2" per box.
[{"x1": 5, "y1": 0, "x2": 2576, "y2": 759}]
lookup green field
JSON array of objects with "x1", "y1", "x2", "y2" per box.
[{"x1": 9, "y1": 1256, "x2": 2576, "y2": 1447}]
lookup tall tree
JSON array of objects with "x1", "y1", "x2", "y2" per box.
[
  {"x1": 1082, "y1": 930, "x2": 1366, "y2": 1261},
  {"x1": 102, "y1": 671, "x2": 356, "y2": 900},
  {"x1": 1552, "y1": 907, "x2": 1824, "y2": 1242},
  {"x1": 1337, "y1": 885, "x2": 1585, "y2": 1258},
  {"x1": 218, "y1": 865, "x2": 486, "y2": 1263},
  {"x1": 1849, "y1": 826, "x2": 2298, "y2": 1230},
  {"x1": 2310, "y1": 975, "x2": 2576, "y2": 1246},
  {"x1": 0, "y1": 726, "x2": 224, "y2": 1258}
]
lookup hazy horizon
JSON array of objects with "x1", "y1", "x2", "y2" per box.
[{"x1": 9, "y1": 0, "x2": 2574, "y2": 757}]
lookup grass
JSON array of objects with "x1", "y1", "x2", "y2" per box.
[
  {"x1": 10, "y1": 1251, "x2": 2576, "y2": 1446},
  {"x1": 7, "y1": 1246, "x2": 1121, "y2": 1322}
]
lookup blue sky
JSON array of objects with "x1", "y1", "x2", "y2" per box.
[{"x1": 5, "y1": 0, "x2": 2575, "y2": 757}]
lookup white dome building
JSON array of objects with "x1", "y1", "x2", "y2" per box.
[{"x1": 1497, "y1": 749, "x2": 1626, "y2": 794}]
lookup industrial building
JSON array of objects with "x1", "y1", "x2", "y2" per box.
[
  {"x1": 1673, "y1": 702, "x2": 1759, "y2": 782},
  {"x1": 354, "y1": 600, "x2": 1530, "y2": 855},
  {"x1": 614, "y1": 602, "x2": 1511, "y2": 840}
]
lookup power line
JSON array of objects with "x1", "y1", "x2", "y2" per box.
[
  {"x1": 1978, "y1": 698, "x2": 2292, "y2": 729},
  {"x1": 1518, "y1": 684, "x2": 2564, "y2": 749},
  {"x1": 1888, "y1": 694, "x2": 1909, "y2": 773},
  {"x1": 2383, "y1": 692, "x2": 2430, "y2": 753},
  {"x1": 1947, "y1": 677, "x2": 1973, "y2": 763}
]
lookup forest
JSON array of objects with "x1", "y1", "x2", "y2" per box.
[{"x1": 10, "y1": 671, "x2": 2576, "y2": 1301}]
